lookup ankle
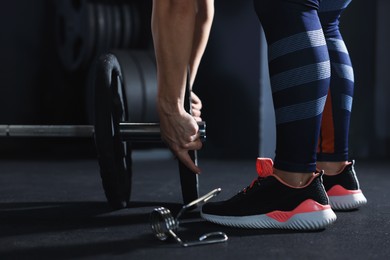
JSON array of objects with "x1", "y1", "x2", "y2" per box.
[
  {"x1": 317, "y1": 161, "x2": 349, "y2": 176},
  {"x1": 273, "y1": 168, "x2": 314, "y2": 188}
]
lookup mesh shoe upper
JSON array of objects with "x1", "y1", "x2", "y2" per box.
[
  {"x1": 202, "y1": 158, "x2": 330, "y2": 217},
  {"x1": 322, "y1": 160, "x2": 360, "y2": 192},
  {"x1": 321, "y1": 160, "x2": 367, "y2": 210}
]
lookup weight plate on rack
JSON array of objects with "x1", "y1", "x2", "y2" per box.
[
  {"x1": 131, "y1": 51, "x2": 158, "y2": 122},
  {"x1": 130, "y1": 1, "x2": 141, "y2": 47},
  {"x1": 111, "y1": 3, "x2": 122, "y2": 49},
  {"x1": 103, "y1": 1, "x2": 113, "y2": 51},
  {"x1": 55, "y1": 0, "x2": 93, "y2": 71},
  {"x1": 120, "y1": 3, "x2": 132, "y2": 48},
  {"x1": 94, "y1": 2, "x2": 107, "y2": 57},
  {"x1": 84, "y1": 2, "x2": 97, "y2": 67}
]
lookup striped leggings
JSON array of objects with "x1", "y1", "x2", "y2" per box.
[{"x1": 253, "y1": 0, "x2": 354, "y2": 172}]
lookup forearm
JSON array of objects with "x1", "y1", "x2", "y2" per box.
[
  {"x1": 151, "y1": 0, "x2": 197, "y2": 114},
  {"x1": 150, "y1": 0, "x2": 212, "y2": 173},
  {"x1": 189, "y1": 0, "x2": 215, "y2": 87}
]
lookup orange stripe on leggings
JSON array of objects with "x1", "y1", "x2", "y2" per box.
[{"x1": 318, "y1": 90, "x2": 335, "y2": 153}]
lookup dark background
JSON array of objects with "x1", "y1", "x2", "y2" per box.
[{"x1": 0, "y1": 0, "x2": 388, "y2": 161}]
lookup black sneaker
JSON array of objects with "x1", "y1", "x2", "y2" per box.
[
  {"x1": 201, "y1": 158, "x2": 337, "y2": 230},
  {"x1": 322, "y1": 160, "x2": 367, "y2": 210}
]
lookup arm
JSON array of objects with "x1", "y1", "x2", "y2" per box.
[
  {"x1": 151, "y1": 0, "x2": 214, "y2": 174},
  {"x1": 190, "y1": 0, "x2": 215, "y2": 87},
  {"x1": 190, "y1": 0, "x2": 214, "y2": 122}
]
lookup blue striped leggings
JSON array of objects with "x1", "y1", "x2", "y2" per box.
[{"x1": 253, "y1": 0, "x2": 354, "y2": 172}]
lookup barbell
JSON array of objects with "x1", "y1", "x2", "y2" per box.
[
  {"x1": 1, "y1": 50, "x2": 205, "y2": 210},
  {"x1": 0, "y1": 123, "x2": 206, "y2": 142}
]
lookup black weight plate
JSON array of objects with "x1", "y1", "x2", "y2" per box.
[
  {"x1": 94, "y1": 2, "x2": 107, "y2": 57},
  {"x1": 179, "y1": 152, "x2": 199, "y2": 205},
  {"x1": 103, "y1": 1, "x2": 113, "y2": 50},
  {"x1": 83, "y1": 2, "x2": 97, "y2": 67},
  {"x1": 111, "y1": 4, "x2": 122, "y2": 49},
  {"x1": 55, "y1": 0, "x2": 91, "y2": 71},
  {"x1": 134, "y1": 0, "x2": 153, "y2": 49},
  {"x1": 120, "y1": 3, "x2": 132, "y2": 48},
  {"x1": 179, "y1": 70, "x2": 200, "y2": 204},
  {"x1": 94, "y1": 53, "x2": 132, "y2": 209},
  {"x1": 111, "y1": 50, "x2": 144, "y2": 122},
  {"x1": 130, "y1": 51, "x2": 158, "y2": 122},
  {"x1": 129, "y1": 1, "x2": 141, "y2": 47}
]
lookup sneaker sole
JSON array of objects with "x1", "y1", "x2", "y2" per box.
[
  {"x1": 201, "y1": 199, "x2": 337, "y2": 230},
  {"x1": 329, "y1": 193, "x2": 367, "y2": 210},
  {"x1": 327, "y1": 185, "x2": 367, "y2": 210}
]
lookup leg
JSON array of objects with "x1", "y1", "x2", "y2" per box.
[
  {"x1": 316, "y1": 0, "x2": 353, "y2": 173},
  {"x1": 254, "y1": 0, "x2": 330, "y2": 183},
  {"x1": 201, "y1": 0, "x2": 337, "y2": 230},
  {"x1": 317, "y1": 0, "x2": 367, "y2": 209}
]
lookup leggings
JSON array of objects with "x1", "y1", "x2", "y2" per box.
[{"x1": 253, "y1": 0, "x2": 354, "y2": 172}]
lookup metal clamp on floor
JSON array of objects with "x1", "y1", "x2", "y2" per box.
[{"x1": 150, "y1": 188, "x2": 228, "y2": 247}]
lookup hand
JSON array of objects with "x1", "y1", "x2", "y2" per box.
[
  {"x1": 191, "y1": 91, "x2": 202, "y2": 122},
  {"x1": 158, "y1": 102, "x2": 203, "y2": 174}
]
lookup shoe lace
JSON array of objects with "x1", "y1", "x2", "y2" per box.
[
  {"x1": 240, "y1": 176, "x2": 265, "y2": 194},
  {"x1": 240, "y1": 158, "x2": 274, "y2": 194}
]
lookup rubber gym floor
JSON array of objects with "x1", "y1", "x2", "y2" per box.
[{"x1": 0, "y1": 149, "x2": 389, "y2": 260}]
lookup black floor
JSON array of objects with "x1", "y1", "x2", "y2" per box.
[{"x1": 0, "y1": 151, "x2": 389, "y2": 259}]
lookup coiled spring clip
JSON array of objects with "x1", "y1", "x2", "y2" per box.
[{"x1": 150, "y1": 188, "x2": 228, "y2": 247}]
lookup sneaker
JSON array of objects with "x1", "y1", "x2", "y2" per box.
[
  {"x1": 322, "y1": 160, "x2": 367, "y2": 210},
  {"x1": 201, "y1": 158, "x2": 337, "y2": 230}
]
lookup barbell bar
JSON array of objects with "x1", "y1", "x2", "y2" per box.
[
  {"x1": 0, "y1": 122, "x2": 206, "y2": 142},
  {"x1": 0, "y1": 125, "x2": 94, "y2": 138}
]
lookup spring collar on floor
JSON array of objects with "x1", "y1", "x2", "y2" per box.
[{"x1": 150, "y1": 188, "x2": 228, "y2": 247}]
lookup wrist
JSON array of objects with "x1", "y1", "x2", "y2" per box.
[{"x1": 157, "y1": 95, "x2": 185, "y2": 116}]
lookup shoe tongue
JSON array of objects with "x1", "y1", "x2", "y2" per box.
[{"x1": 256, "y1": 158, "x2": 274, "y2": 178}]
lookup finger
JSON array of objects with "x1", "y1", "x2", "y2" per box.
[
  {"x1": 177, "y1": 151, "x2": 201, "y2": 174},
  {"x1": 193, "y1": 116, "x2": 202, "y2": 122},
  {"x1": 183, "y1": 131, "x2": 200, "y2": 144},
  {"x1": 191, "y1": 92, "x2": 202, "y2": 104},
  {"x1": 183, "y1": 139, "x2": 203, "y2": 150},
  {"x1": 191, "y1": 103, "x2": 202, "y2": 112},
  {"x1": 191, "y1": 109, "x2": 201, "y2": 118},
  {"x1": 189, "y1": 131, "x2": 200, "y2": 142},
  {"x1": 191, "y1": 100, "x2": 202, "y2": 107}
]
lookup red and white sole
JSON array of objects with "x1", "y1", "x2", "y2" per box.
[
  {"x1": 201, "y1": 199, "x2": 337, "y2": 230},
  {"x1": 327, "y1": 185, "x2": 367, "y2": 210}
]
